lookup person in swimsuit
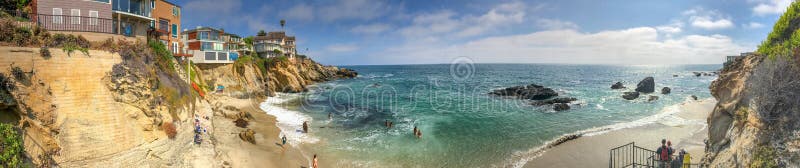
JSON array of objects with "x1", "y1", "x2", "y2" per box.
[
  {"x1": 313, "y1": 154, "x2": 319, "y2": 168},
  {"x1": 303, "y1": 121, "x2": 309, "y2": 133}
]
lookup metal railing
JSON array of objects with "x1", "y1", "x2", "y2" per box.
[
  {"x1": 3, "y1": 10, "x2": 119, "y2": 35},
  {"x1": 610, "y1": 142, "x2": 703, "y2": 168}
]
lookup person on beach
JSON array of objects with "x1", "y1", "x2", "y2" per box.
[
  {"x1": 413, "y1": 126, "x2": 418, "y2": 135},
  {"x1": 312, "y1": 154, "x2": 319, "y2": 168},
  {"x1": 281, "y1": 135, "x2": 287, "y2": 146},
  {"x1": 328, "y1": 112, "x2": 332, "y2": 120},
  {"x1": 656, "y1": 139, "x2": 670, "y2": 168},
  {"x1": 674, "y1": 149, "x2": 686, "y2": 168},
  {"x1": 682, "y1": 150, "x2": 691, "y2": 168},
  {"x1": 303, "y1": 121, "x2": 309, "y2": 133},
  {"x1": 389, "y1": 121, "x2": 393, "y2": 128},
  {"x1": 416, "y1": 130, "x2": 422, "y2": 139}
]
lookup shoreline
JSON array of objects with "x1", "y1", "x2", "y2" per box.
[{"x1": 519, "y1": 98, "x2": 716, "y2": 167}]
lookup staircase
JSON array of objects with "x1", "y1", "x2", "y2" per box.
[{"x1": 609, "y1": 142, "x2": 658, "y2": 168}]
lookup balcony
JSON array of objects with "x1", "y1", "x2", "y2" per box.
[{"x1": 112, "y1": 0, "x2": 151, "y2": 19}]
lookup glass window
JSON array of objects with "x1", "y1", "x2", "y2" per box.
[
  {"x1": 151, "y1": 0, "x2": 155, "y2": 9},
  {"x1": 93, "y1": 0, "x2": 110, "y2": 3},
  {"x1": 217, "y1": 52, "x2": 228, "y2": 60},
  {"x1": 158, "y1": 19, "x2": 168, "y2": 32},
  {"x1": 70, "y1": 9, "x2": 80, "y2": 25},
  {"x1": 213, "y1": 43, "x2": 223, "y2": 51},
  {"x1": 89, "y1": 11, "x2": 98, "y2": 25},
  {"x1": 199, "y1": 32, "x2": 208, "y2": 40},
  {"x1": 201, "y1": 42, "x2": 212, "y2": 50},
  {"x1": 204, "y1": 52, "x2": 215, "y2": 60},
  {"x1": 172, "y1": 7, "x2": 178, "y2": 16},
  {"x1": 172, "y1": 24, "x2": 177, "y2": 37},
  {"x1": 52, "y1": 8, "x2": 62, "y2": 24},
  {"x1": 209, "y1": 32, "x2": 218, "y2": 40}
]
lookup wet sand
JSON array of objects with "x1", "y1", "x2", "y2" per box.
[
  {"x1": 523, "y1": 99, "x2": 716, "y2": 168},
  {"x1": 209, "y1": 96, "x2": 310, "y2": 168}
]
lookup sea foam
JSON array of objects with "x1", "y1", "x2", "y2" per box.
[{"x1": 260, "y1": 93, "x2": 319, "y2": 145}]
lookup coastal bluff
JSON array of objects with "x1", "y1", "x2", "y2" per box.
[{"x1": 0, "y1": 44, "x2": 355, "y2": 167}]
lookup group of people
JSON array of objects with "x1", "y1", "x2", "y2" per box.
[
  {"x1": 193, "y1": 114, "x2": 208, "y2": 145},
  {"x1": 384, "y1": 120, "x2": 423, "y2": 139},
  {"x1": 655, "y1": 139, "x2": 691, "y2": 168}
]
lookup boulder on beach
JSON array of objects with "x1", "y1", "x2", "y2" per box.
[
  {"x1": 530, "y1": 97, "x2": 578, "y2": 106},
  {"x1": 635, "y1": 77, "x2": 655, "y2": 93},
  {"x1": 648, "y1": 95, "x2": 659, "y2": 102},
  {"x1": 661, "y1": 87, "x2": 671, "y2": 94},
  {"x1": 691, "y1": 95, "x2": 698, "y2": 100},
  {"x1": 239, "y1": 129, "x2": 256, "y2": 144},
  {"x1": 553, "y1": 103, "x2": 570, "y2": 111},
  {"x1": 490, "y1": 84, "x2": 558, "y2": 100},
  {"x1": 610, "y1": 82, "x2": 625, "y2": 89},
  {"x1": 622, "y1": 92, "x2": 640, "y2": 100}
]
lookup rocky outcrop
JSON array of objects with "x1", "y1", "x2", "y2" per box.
[
  {"x1": 610, "y1": 82, "x2": 625, "y2": 89},
  {"x1": 553, "y1": 103, "x2": 570, "y2": 111},
  {"x1": 530, "y1": 97, "x2": 577, "y2": 106},
  {"x1": 661, "y1": 87, "x2": 671, "y2": 94},
  {"x1": 702, "y1": 53, "x2": 800, "y2": 167},
  {"x1": 647, "y1": 95, "x2": 658, "y2": 102},
  {"x1": 622, "y1": 92, "x2": 639, "y2": 100},
  {"x1": 264, "y1": 59, "x2": 357, "y2": 94},
  {"x1": 490, "y1": 84, "x2": 558, "y2": 100},
  {"x1": 635, "y1": 77, "x2": 655, "y2": 93}
]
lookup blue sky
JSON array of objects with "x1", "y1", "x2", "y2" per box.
[{"x1": 173, "y1": 0, "x2": 791, "y2": 65}]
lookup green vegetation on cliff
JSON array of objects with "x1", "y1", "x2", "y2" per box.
[
  {"x1": 0, "y1": 123, "x2": 24, "y2": 168},
  {"x1": 758, "y1": 1, "x2": 800, "y2": 59}
]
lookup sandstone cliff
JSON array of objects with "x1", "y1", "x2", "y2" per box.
[{"x1": 702, "y1": 3, "x2": 800, "y2": 165}]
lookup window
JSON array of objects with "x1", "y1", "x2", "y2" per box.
[
  {"x1": 172, "y1": 42, "x2": 179, "y2": 53},
  {"x1": 172, "y1": 24, "x2": 177, "y2": 38},
  {"x1": 213, "y1": 43, "x2": 223, "y2": 51},
  {"x1": 52, "y1": 8, "x2": 62, "y2": 24},
  {"x1": 89, "y1": 11, "x2": 98, "y2": 25},
  {"x1": 217, "y1": 52, "x2": 228, "y2": 60},
  {"x1": 204, "y1": 52, "x2": 215, "y2": 60},
  {"x1": 151, "y1": 0, "x2": 155, "y2": 9},
  {"x1": 70, "y1": 9, "x2": 80, "y2": 24},
  {"x1": 172, "y1": 7, "x2": 179, "y2": 16},
  {"x1": 93, "y1": 0, "x2": 110, "y2": 3},
  {"x1": 201, "y1": 42, "x2": 212, "y2": 50},
  {"x1": 158, "y1": 19, "x2": 168, "y2": 32},
  {"x1": 199, "y1": 32, "x2": 208, "y2": 40}
]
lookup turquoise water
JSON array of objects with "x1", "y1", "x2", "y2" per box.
[{"x1": 267, "y1": 64, "x2": 719, "y2": 167}]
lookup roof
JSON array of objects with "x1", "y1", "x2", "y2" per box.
[
  {"x1": 253, "y1": 31, "x2": 295, "y2": 41},
  {"x1": 160, "y1": 0, "x2": 181, "y2": 8},
  {"x1": 182, "y1": 27, "x2": 222, "y2": 34}
]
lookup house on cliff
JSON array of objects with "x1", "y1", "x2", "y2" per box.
[
  {"x1": 150, "y1": 0, "x2": 185, "y2": 56},
  {"x1": 30, "y1": 0, "x2": 158, "y2": 41},
  {"x1": 253, "y1": 31, "x2": 297, "y2": 58},
  {"x1": 181, "y1": 27, "x2": 239, "y2": 64}
]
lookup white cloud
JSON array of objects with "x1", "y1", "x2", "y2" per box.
[
  {"x1": 656, "y1": 22, "x2": 683, "y2": 34},
  {"x1": 744, "y1": 22, "x2": 766, "y2": 29},
  {"x1": 351, "y1": 23, "x2": 392, "y2": 34},
  {"x1": 535, "y1": 18, "x2": 578, "y2": 30},
  {"x1": 282, "y1": 4, "x2": 314, "y2": 21},
  {"x1": 373, "y1": 27, "x2": 751, "y2": 65},
  {"x1": 399, "y1": 2, "x2": 527, "y2": 38},
  {"x1": 326, "y1": 44, "x2": 359, "y2": 52},
  {"x1": 690, "y1": 16, "x2": 734, "y2": 30},
  {"x1": 683, "y1": 7, "x2": 734, "y2": 30},
  {"x1": 752, "y1": 0, "x2": 792, "y2": 16}
]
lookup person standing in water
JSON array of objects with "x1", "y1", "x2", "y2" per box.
[
  {"x1": 303, "y1": 121, "x2": 309, "y2": 133},
  {"x1": 413, "y1": 126, "x2": 418, "y2": 135},
  {"x1": 416, "y1": 130, "x2": 423, "y2": 139},
  {"x1": 312, "y1": 154, "x2": 319, "y2": 168},
  {"x1": 328, "y1": 112, "x2": 332, "y2": 120},
  {"x1": 385, "y1": 120, "x2": 389, "y2": 127}
]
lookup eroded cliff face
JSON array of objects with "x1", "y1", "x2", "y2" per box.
[
  {"x1": 263, "y1": 58, "x2": 357, "y2": 94},
  {"x1": 703, "y1": 54, "x2": 800, "y2": 167}
]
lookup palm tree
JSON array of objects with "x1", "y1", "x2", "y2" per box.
[{"x1": 280, "y1": 19, "x2": 286, "y2": 31}]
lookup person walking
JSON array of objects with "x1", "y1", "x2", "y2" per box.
[
  {"x1": 656, "y1": 139, "x2": 670, "y2": 168},
  {"x1": 303, "y1": 121, "x2": 309, "y2": 133},
  {"x1": 281, "y1": 135, "x2": 287, "y2": 146},
  {"x1": 312, "y1": 154, "x2": 319, "y2": 168}
]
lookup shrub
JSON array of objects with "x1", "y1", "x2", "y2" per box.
[
  {"x1": 12, "y1": 27, "x2": 30, "y2": 46},
  {"x1": 40, "y1": 46, "x2": 51, "y2": 59},
  {"x1": 62, "y1": 42, "x2": 89, "y2": 56},
  {"x1": 148, "y1": 40, "x2": 174, "y2": 71},
  {"x1": 758, "y1": 1, "x2": 800, "y2": 59},
  {"x1": 10, "y1": 66, "x2": 26, "y2": 84},
  {"x1": 0, "y1": 123, "x2": 24, "y2": 168},
  {"x1": 750, "y1": 145, "x2": 778, "y2": 168},
  {"x1": 161, "y1": 122, "x2": 177, "y2": 139}
]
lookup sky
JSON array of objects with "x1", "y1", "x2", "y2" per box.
[{"x1": 173, "y1": 0, "x2": 792, "y2": 65}]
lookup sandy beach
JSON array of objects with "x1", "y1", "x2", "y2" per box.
[
  {"x1": 523, "y1": 98, "x2": 716, "y2": 168},
  {"x1": 208, "y1": 96, "x2": 310, "y2": 168}
]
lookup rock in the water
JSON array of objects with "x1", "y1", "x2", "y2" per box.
[
  {"x1": 337, "y1": 68, "x2": 359, "y2": 78},
  {"x1": 239, "y1": 129, "x2": 256, "y2": 144},
  {"x1": 673, "y1": 75, "x2": 678, "y2": 77},
  {"x1": 661, "y1": 87, "x2": 671, "y2": 94},
  {"x1": 648, "y1": 95, "x2": 659, "y2": 102},
  {"x1": 610, "y1": 82, "x2": 625, "y2": 89},
  {"x1": 635, "y1": 77, "x2": 655, "y2": 93},
  {"x1": 622, "y1": 92, "x2": 640, "y2": 100},
  {"x1": 553, "y1": 103, "x2": 570, "y2": 111},
  {"x1": 531, "y1": 97, "x2": 578, "y2": 106},
  {"x1": 693, "y1": 72, "x2": 702, "y2": 77},
  {"x1": 691, "y1": 95, "x2": 698, "y2": 100},
  {"x1": 490, "y1": 84, "x2": 558, "y2": 100}
]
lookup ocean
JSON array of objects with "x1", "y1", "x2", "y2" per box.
[{"x1": 260, "y1": 64, "x2": 720, "y2": 167}]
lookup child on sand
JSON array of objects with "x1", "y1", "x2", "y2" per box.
[
  {"x1": 313, "y1": 154, "x2": 319, "y2": 168},
  {"x1": 303, "y1": 121, "x2": 309, "y2": 133}
]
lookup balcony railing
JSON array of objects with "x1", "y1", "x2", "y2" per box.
[{"x1": 35, "y1": 14, "x2": 114, "y2": 34}]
